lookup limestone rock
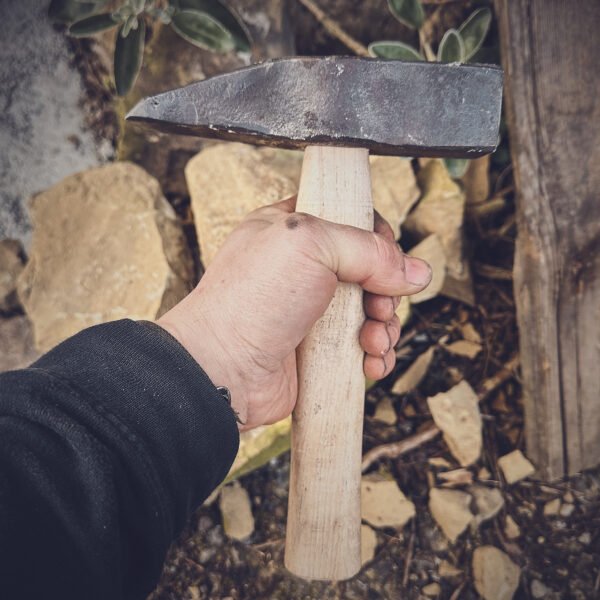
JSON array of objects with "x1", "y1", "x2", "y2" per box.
[
  {"x1": 504, "y1": 515, "x2": 521, "y2": 539},
  {"x1": 427, "y1": 381, "x2": 482, "y2": 466},
  {"x1": 438, "y1": 468, "x2": 473, "y2": 488},
  {"x1": 0, "y1": 316, "x2": 40, "y2": 372},
  {"x1": 360, "y1": 524, "x2": 377, "y2": 565},
  {"x1": 444, "y1": 339, "x2": 482, "y2": 359},
  {"x1": 361, "y1": 475, "x2": 415, "y2": 529},
  {"x1": 498, "y1": 450, "x2": 535, "y2": 484},
  {"x1": 17, "y1": 163, "x2": 193, "y2": 352},
  {"x1": 369, "y1": 156, "x2": 420, "y2": 238},
  {"x1": 438, "y1": 559, "x2": 462, "y2": 579},
  {"x1": 396, "y1": 295, "x2": 411, "y2": 327},
  {"x1": 0, "y1": 240, "x2": 25, "y2": 312},
  {"x1": 543, "y1": 498, "x2": 561, "y2": 517},
  {"x1": 373, "y1": 397, "x2": 397, "y2": 425},
  {"x1": 392, "y1": 346, "x2": 435, "y2": 395},
  {"x1": 472, "y1": 545, "x2": 520, "y2": 600},
  {"x1": 404, "y1": 160, "x2": 473, "y2": 304},
  {"x1": 225, "y1": 417, "x2": 291, "y2": 483},
  {"x1": 463, "y1": 155, "x2": 491, "y2": 205},
  {"x1": 422, "y1": 582, "x2": 441, "y2": 597},
  {"x1": 429, "y1": 487, "x2": 473, "y2": 543},
  {"x1": 219, "y1": 482, "x2": 255, "y2": 541},
  {"x1": 186, "y1": 144, "x2": 299, "y2": 266},
  {"x1": 470, "y1": 485, "x2": 505, "y2": 527}
]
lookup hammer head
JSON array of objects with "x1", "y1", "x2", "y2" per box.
[{"x1": 127, "y1": 57, "x2": 502, "y2": 158}]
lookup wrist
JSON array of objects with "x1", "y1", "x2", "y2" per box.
[{"x1": 156, "y1": 297, "x2": 250, "y2": 429}]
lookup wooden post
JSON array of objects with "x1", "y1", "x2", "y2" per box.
[{"x1": 495, "y1": 0, "x2": 600, "y2": 478}]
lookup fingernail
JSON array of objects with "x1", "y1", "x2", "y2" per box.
[{"x1": 405, "y1": 256, "x2": 432, "y2": 287}]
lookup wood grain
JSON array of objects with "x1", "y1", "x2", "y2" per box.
[
  {"x1": 284, "y1": 146, "x2": 373, "y2": 580},
  {"x1": 495, "y1": 0, "x2": 600, "y2": 477}
]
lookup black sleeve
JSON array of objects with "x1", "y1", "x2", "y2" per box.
[{"x1": 0, "y1": 319, "x2": 240, "y2": 600}]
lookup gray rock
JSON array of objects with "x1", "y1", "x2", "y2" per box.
[
  {"x1": 0, "y1": 0, "x2": 112, "y2": 247},
  {"x1": 0, "y1": 239, "x2": 25, "y2": 312}
]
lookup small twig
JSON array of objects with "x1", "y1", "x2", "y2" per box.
[
  {"x1": 449, "y1": 581, "x2": 466, "y2": 600},
  {"x1": 402, "y1": 525, "x2": 416, "y2": 586},
  {"x1": 296, "y1": 0, "x2": 370, "y2": 56},
  {"x1": 361, "y1": 355, "x2": 520, "y2": 472},
  {"x1": 475, "y1": 263, "x2": 514, "y2": 281}
]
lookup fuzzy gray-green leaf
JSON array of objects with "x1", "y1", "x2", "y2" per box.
[
  {"x1": 444, "y1": 157, "x2": 469, "y2": 178},
  {"x1": 387, "y1": 0, "x2": 425, "y2": 30},
  {"x1": 458, "y1": 8, "x2": 492, "y2": 61},
  {"x1": 171, "y1": 9, "x2": 236, "y2": 52},
  {"x1": 437, "y1": 29, "x2": 465, "y2": 63},
  {"x1": 368, "y1": 41, "x2": 424, "y2": 61},
  {"x1": 69, "y1": 13, "x2": 118, "y2": 37},
  {"x1": 114, "y1": 20, "x2": 145, "y2": 96},
  {"x1": 177, "y1": 0, "x2": 251, "y2": 51}
]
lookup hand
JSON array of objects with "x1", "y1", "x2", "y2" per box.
[{"x1": 157, "y1": 197, "x2": 431, "y2": 431}]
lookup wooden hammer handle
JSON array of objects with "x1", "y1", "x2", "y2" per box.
[{"x1": 284, "y1": 146, "x2": 374, "y2": 580}]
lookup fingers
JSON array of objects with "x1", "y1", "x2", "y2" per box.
[
  {"x1": 360, "y1": 315, "x2": 401, "y2": 357},
  {"x1": 364, "y1": 292, "x2": 400, "y2": 322},
  {"x1": 373, "y1": 210, "x2": 396, "y2": 242},
  {"x1": 314, "y1": 220, "x2": 432, "y2": 296},
  {"x1": 364, "y1": 350, "x2": 396, "y2": 380}
]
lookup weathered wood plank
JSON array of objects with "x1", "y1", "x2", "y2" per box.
[{"x1": 495, "y1": 0, "x2": 600, "y2": 478}]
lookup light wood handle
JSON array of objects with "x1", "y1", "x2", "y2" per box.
[{"x1": 284, "y1": 146, "x2": 374, "y2": 580}]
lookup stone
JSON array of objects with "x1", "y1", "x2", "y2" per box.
[
  {"x1": 373, "y1": 397, "x2": 397, "y2": 425},
  {"x1": 444, "y1": 339, "x2": 482, "y2": 359},
  {"x1": 422, "y1": 582, "x2": 441, "y2": 597},
  {"x1": 0, "y1": 240, "x2": 25, "y2": 312},
  {"x1": 186, "y1": 143, "x2": 299, "y2": 266},
  {"x1": 0, "y1": 0, "x2": 112, "y2": 247},
  {"x1": 360, "y1": 524, "x2": 377, "y2": 565},
  {"x1": 472, "y1": 546, "x2": 520, "y2": 600},
  {"x1": 396, "y1": 295, "x2": 411, "y2": 327},
  {"x1": 361, "y1": 475, "x2": 416, "y2": 529},
  {"x1": 438, "y1": 468, "x2": 473, "y2": 488},
  {"x1": 404, "y1": 160, "x2": 473, "y2": 304},
  {"x1": 392, "y1": 346, "x2": 435, "y2": 395},
  {"x1": 531, "y1": 579, "x2": 552, "y2": 599},
  {"x1": 429, "y1": 457, "x2": 453, "y2": 469},
  {"x1": 498, "y1": 450, "x2": 536, "y2": 484},
  {"x1": 559, "y1": 503, "x2": 575, "y2": 518},
  {"x1": 407, "y1": 235, "x2": 447, "y2": 304},
  {"x1": 470, "y1": 485, "x2": 505, "y2": 527},
  {"x1": 429, "y1": 487, "x2": 473, "y2": 543},
  {"x1": 219, "y1": 482, "x2": 255, "y2": 541},
  {"x1": 225, "y1": 417, "x2": 291, "y2": 483},
  {"x1": 438, "y1": 559, "x2": 462, "y2": 579},
  {"x1": 461, "y1": 321, "x2": 482, "y2": 344},
  {"x1": 543, "y1": 498, "x2": 561, "y2": 517},
  {"x1": 369, "y1": 156, "x2": 420, "y2": 239},
  {"x1": 427, "y1": 381, "x2": 482, "y2": 467},
  {"x1": 478, "y1": 467, "x2": 492, "y2": 480},
  {"x1": 17, "y1": 163, "x2": 193, "y2": 352},
  {"x1": 504, "y1": 515, "x2": 521, "y2": 539},
  {"x1": 0, "y1": 316, "x2": 40, "y2": 372},
  {"x1": 463, "y1": 155, "x2": 491, "y2": 205}
]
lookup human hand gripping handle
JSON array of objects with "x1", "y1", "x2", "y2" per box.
[{"x1": 156, "y1": 150, "x2": 431, "y2": 578}]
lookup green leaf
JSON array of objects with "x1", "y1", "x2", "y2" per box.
[
  {"x1": 171, "y1": 9, "x2": 235, "y2": 52},
  {"x1": 444, "y1": 157, "x2": 469, "y2": 178},
  {"x1": 175, "y1": 0, "x2": 250, "y2": 51},
  {"x1": 48, "y1": 0, "x2": 97, "y2": 24},
  {"x1": 458, "y1": 7, "x2": 492, "y2": 61},
  {"x1": 68, "y1": 13, "x2": 118, "y2": 37},
  {"x1": 387, "y1": 0, "x2": 425, "y2": 30},
  {"x1": 114, "y1": 20, "x2": 145, "y2": 96},
  {"x1": 368, "y1": 41, "x2": 424, "y2": 61},
  {"x1": 437, "y1": 29, "x2": 465, "y2": 62}
]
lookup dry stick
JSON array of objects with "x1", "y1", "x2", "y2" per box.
[
  {"x1": 361, "y1": 355, "x2": 520, "y2": 472},
  {"x1": 296, "y1": 0, "x2": 370, "y2": 56}
]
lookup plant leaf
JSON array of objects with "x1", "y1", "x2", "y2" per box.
[
  {"x1": 368, "y1": 41, "x2": 424, "y2": 61},
  {"x1": 444, "y1": 158, "x2": 469, "y2": 178},
  {"x1": 387, "y1": 0, "x2": 425, "y2": 30},
  {"x1": 458, "y1": 7, "x2": 492, "y2": 61},
  {"x1": 176, "y1": 0, "x2": 250, "y2": 51},
  {"x1": 114, "y1": 20, "x2": 145, "y2": 96},
  {"x1": 69, "y1": 13, "x2": 118, "y2": 37},
  {"x1": 437, "y1": 29, "x2": 465, "y2": 62},
  {"x1": 48, "y1": 0, "x2": 97, "y2": 24},
  {"x1": 171, "y1": 9, "x2": 235, "y2": 52}
]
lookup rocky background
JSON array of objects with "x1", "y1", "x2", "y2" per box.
[{"x1": 1, "y1": 1, "x2": 599, "y2": 599}]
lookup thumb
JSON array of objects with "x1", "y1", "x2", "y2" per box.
[{"x1": 313, "y1": 219, "x2": 432, "y2": 297}]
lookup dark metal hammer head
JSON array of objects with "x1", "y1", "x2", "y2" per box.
[{"x1": 127, "y1": 57, "x2": 502, "y2": 158}]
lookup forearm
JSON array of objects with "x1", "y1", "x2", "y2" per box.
[{"x1": 0, "y1": 319, "x2": 239, "y2": 600}]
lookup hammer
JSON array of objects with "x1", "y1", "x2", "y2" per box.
[{"x1": 127, "y1": 57, "x2": 502, "y2": 581}]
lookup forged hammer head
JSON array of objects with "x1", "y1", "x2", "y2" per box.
[{"x1": 127, "y1": 56, "x2": 502, "y2": 158}]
